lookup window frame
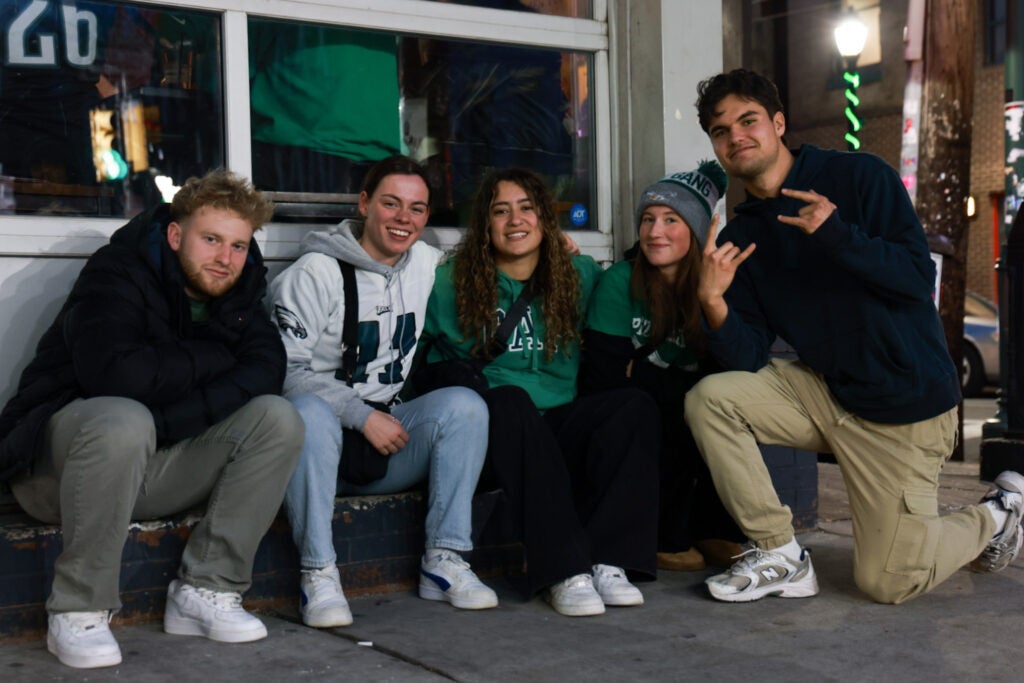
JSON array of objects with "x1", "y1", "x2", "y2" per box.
[{"x1": 0, "y1": 0, "x2": 612, "y2": 259}]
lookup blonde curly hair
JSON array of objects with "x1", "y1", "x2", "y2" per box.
[
  {"x1": 451, "y1": 168, "x2": 581, "y2": 361},
  {"x1": 171, "y1": 168, "x2": 274, "y2": 230}
]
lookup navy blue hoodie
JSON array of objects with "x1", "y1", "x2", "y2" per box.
[{"x1": 707, "y1": 145, "x2": 960, "y2": 424}]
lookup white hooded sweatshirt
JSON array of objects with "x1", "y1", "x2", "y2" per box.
[{"x1": 268, "y1": 219, "x2": 441, "y2": 430}]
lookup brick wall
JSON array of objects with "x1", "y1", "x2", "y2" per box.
[
  {"x1": 780, "y1": 0, "x2": 1004, "y2": 302},
  {"x1": 968, "y1": 55, "x2": 1005, "y2": 301}
]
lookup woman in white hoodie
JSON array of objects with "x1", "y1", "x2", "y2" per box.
[{"x1": 269, "y1": 156, "x2": 496, "y2": 628}]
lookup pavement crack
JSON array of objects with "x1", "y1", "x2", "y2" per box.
[{"x1": 270, "y1": 609, "x2": 461, "y2": 681}]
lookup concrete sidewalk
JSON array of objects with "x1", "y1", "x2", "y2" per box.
[
  {"x1": 3, "y1": 398, "x2": 1018, "y2": 682},
  {"x1": 2, "y1": 528, "x2": 1020, "y2": 682}
]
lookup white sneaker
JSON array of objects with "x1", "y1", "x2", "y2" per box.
[
  {"x1": 972, "y1": 470, "x2": 1024, "y2": 572},
  {"x1": 163, "y1": 579, "x2": 268, "y2": 643},
  {"x1": 419, "y1": 550, "x2": 498, "y2": 609},
  {"x1": 705, "y1": 545, "x2": 819, "y2": 603},
  {"x1": 545, "y1": 573, "x2": 605, "y2": 617},
  {"x1": 591, "y1": 564, "x2": 644, "y2": 606},
  {"x1": 300, "y1": 565, "x2": 353, "y2": 627},
  {"x1": 47, "y1": 611, "x2": 122, "y2": 669}
]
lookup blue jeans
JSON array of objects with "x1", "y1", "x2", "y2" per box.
[{"x1": 284, "y1": 387, "x2": 488, "y2": 569}]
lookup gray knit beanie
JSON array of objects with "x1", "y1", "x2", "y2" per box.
[{"x1": 635, "y1": 159, "x2": 728, "y2": 248}]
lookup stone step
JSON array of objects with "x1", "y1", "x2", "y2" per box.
[{"x1": 0, "y1": 446, "x2": 818, "y2": 638}]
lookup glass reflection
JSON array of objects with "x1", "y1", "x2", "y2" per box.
[
  {"x1": 249, "y1": 19, "x2": 594, "y2": 230},
  {"x1": 0, "y1": 1, "x2": 223, "y2": 217}
]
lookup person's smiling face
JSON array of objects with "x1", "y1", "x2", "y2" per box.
[
  {"x1": 639, "y1": 205, "x2": 694, "y2": 280},
  {"x1": 707, "y1": 93, "x2": 787, "y2": 183},
  {"x1": 489, "y1": 180, "x2": 544, "y2": 269},
  {"x1": 167, "y1": 206, "x2": 254, "y2": 300},
  {"x1": 358, "y1": 173, "x2": 430, "y2": 266}
]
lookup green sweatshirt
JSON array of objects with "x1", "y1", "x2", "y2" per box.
[
  {"x1": 422, "y1": 254, "x2": 603, "y2": 410},
  {"x1": 586, "y1": 260, "x2": 698, "y2": 371}
]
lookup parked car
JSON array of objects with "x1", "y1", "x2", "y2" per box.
[{"x1": 963, "y1": 291, "x2": 999, "y2": 397}]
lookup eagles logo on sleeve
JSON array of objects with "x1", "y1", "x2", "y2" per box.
[{"x1": 274, "y1": 305, "x2": 308, "y2": 339}]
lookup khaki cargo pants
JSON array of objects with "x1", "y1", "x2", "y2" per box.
[{"x1": 684, "y1": 358, "x2": 994, "y2": 604}]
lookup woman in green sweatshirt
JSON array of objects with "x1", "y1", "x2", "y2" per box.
[
  {"x1": 419, "y1": 167, "x2": 659, "y2": 617},
  {"x1": 581, "y1": 162, "x2": 743, "y2": 574}
]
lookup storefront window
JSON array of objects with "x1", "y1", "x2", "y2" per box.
[
  {"x1": 0, "y1": 1, "x2": 223, "y2": 217},
  {"x1": 249, "y1": 18, "x2": 595, "y2": 230},
  {"x1": 423, "y1": 0, "x2": 592, "y2": 19}
]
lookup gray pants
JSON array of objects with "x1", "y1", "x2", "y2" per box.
[{"x1": 11, "y1": 395, "x2": 304, "y2": 613}]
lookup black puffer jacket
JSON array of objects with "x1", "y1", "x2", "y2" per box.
[{"x1": 0, "y1": 204, "x2": 286, "y2": 482}]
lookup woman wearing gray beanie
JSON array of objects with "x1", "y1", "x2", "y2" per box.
[{"x1": 582, "y1": 160, "x2": 745, "y2": 572}]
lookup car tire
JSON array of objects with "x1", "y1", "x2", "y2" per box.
[{"x1": 962, "y1": 342, "x2": 985, "y2": 398}]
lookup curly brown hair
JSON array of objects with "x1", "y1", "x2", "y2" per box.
[
  {"x1": 696, "y1": 68, "x2": 786, "y2": 144},
  {"x1": 629, "y1": 229, "x2": 706, "y2": 357},
  {"x1": 452, "y1": 168, "x2": 581, "y2": 360},
  {"x1": 171, "y1": 168, "x2": 274, "y2": 230}
]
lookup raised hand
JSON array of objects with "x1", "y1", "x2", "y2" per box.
[
  {"x1": 778, "y1": 188, "x2": 836, "y2": 235},
  {"x1": 697, "y1": 214, "x2": 756, "y2": 329},
  {"x1": 699, "y1": 214, "x2": 756, "y2": 300}
]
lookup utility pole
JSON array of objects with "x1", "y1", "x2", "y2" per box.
[
  {"x1": 980, "y1": 0, "x2": 1024, "y2": 479},
  {"x1": 913, "y1": 0, "x2": 977, "y2": 461}
]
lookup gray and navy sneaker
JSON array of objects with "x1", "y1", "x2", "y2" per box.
[
  {"x1": 419, "y1": 550, "x2": 498, "y2": 610},
  {"x1": 971, "y1": 470, "x2": 1024, "y2": 573},
  {"x1": 705, "y1": 544, "x2": 819, "y2": 603}
]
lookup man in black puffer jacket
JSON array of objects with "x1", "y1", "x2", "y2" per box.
[{"x1": 0, "y1": 170, "x2": 303, "y2": 669}]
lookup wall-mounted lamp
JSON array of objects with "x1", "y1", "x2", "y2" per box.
[
  {"x1": 966, "y1": 195, "x2": 977, "y2": 219},
  {"x1": 834, "y1": 8, "x2": 869, "y2": 151}
]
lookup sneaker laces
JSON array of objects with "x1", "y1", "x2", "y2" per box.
[
  {"x1": 730, "y1": 544, "x2": 772, "y2": 571},
  {"x1": 559, "y1": 573, "x2": 593, "y2": 590},
  {"x1": 593, "y1": 564, "x2": 627, "y2": 580},
  {"x1": 729, "y1": 544, "x2": 807, "y2": 574},
  {"x1": 995, "y1": 488, "x2": 1022, "y2": 523},
  {"x1": 303, "y1": 567, "x2": 339, "y2": 588},
  {"x1": 435, "y1": 550, "x2": 472, "y2": 573},
  {"x1": 190, "y1": 585, "x2": 244, "y2": 610}
]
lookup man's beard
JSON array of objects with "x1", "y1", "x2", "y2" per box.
[{"x1": 179, "y1": 259, "x2": 238, "y2": 300}]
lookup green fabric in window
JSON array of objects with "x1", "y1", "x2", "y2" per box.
[{"x1": 249, "y1": 23, "x2": 401, "y2": 162}]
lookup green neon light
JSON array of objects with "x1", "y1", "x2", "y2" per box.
[
  {"x1": 842, "y1": 69, "x2": 862, "y2": 151},
  {"x1": 844, "y1": 106, "x2": 862, "y2": 131}
]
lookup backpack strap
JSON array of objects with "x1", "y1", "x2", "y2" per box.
[
  {"x1": 487, "y1": 279, "x2": 535, "y2": 358},
  {"x1": 335, "y1": 259, "x2": 359, "y2": 387}
]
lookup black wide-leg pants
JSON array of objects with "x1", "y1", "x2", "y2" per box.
[{"x1": 479, "y1": 385, "x2": 660, "y2": 597}]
